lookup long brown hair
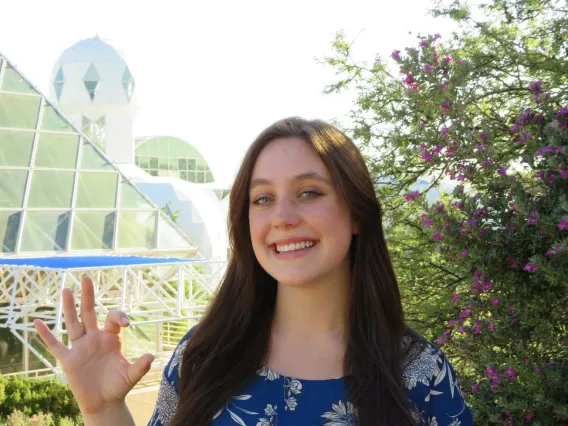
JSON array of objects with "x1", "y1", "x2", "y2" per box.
[{"x1": 171, "y1": 117, "x2": 420, "y2": 426}]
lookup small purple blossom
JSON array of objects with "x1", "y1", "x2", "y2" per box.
[
  {"x1": 405, "y1": 73, "x2": 414, "y2": 85},
  {"x1": 504, "y1": 366, "x2": 517, "y2": 380},
  {"x1": 433, "y1": 230, "x2": 444, "y2": 241},
  {"x1": 459, "y1": 309, "x2": 471, "y2": 319},
  {"x1": 443, "y1": 56, "x2": 454, "y2": 63},
  {"x1": 488, "y1": 323, "x2": 496, "y2": 332},
  {"x1": 498, "y1": 167, "x2": 507, "y2": 176},
  {"x1": 523, "y1": 262, "x2": 539, "y2": 273},
  {"x1": 452, "y1": 293, "x2": 461, "y2": 303},
  {"x1": 434, "y1": 33, "x2": 441, "y2": 40},
  {"x1": 510, "y1": 123, "x2": 523, "y2": 134},
  {"x1": 441, "y1": 127, "x2": 449, "y2": 137},
  {"x1": 467, "y1": 218, "x2": 477, "y2": 228},
  {"x1": 528, "y1": 80, "x2": 542, "y2": 94},
  {"x1": 471, "y1": 383, "x2": 479, "y2": 393},
  {"x1": 461, "y1": 249, "x2": 469, "y2": 257},
  {"x1": 492, "y1": 298, "x2": 500, "y2": 306},
  {"x1": 424, "y1": 64, "x2": 435, "y2": 73},
  {"x1": 527, "y1": 210, "x2": 539, "y2": 225},
  {"x1": 391, "y1": 50, "x2": 401, "y2": 60},
  {"x1": 448, "y1": 319, "x2": 457, "y2": 327},
  {"x1": 420, "y1": 214, "x2": 433, "y2": 229},
  {"x1": 534, "y1": 364, "x2": 542, "y2": 374},
  {"x1": 558, "y1": 215, "x2": 568, "y2": 231},
  {"x1": 405, "y1": 190, "x2": 420, "y2": 201}
]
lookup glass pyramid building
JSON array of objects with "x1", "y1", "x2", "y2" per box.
[{"x1": 0, "y1": 54, "x2": 196, "y2": 256}]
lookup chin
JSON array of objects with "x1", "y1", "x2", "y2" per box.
[{"x1": 271, "y1": 271, "x2": 322, "y2": 288}]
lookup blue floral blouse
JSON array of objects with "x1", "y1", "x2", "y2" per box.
[{"x1": 148, "y1": 330, "x2": 473, "y2": 425}]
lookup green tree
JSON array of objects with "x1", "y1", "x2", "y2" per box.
[{"x1": 323, "y1": 0, "x2": 568, "y2": 423}]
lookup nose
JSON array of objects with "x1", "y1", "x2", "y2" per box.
[{"x1": 272, "y1": 197, "x2": 301, "y2": 229}]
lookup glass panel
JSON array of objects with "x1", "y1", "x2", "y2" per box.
[
  {"x1": 158, "y1": 139, "x2": 168, "y2": 157},
  {"x1": 137, "y1": 142, "x2": 148, "y2": 155},
  {"x1": 120, "y1": 180, "x2": 154, "y2": 209},
  {"x1": 0, "y1": 65, "x2": 36, "y2": 94},
  {"x1": 76, "y1": 172, "x2": 117, "y2": 208},
  {"x1": 0, "y1": 211, "x2": 21, "y2": 253},
  {"x1": 20, "y1": 211, "x2": 69, "y2": 252},
  {"x1": 138, "y1": 157, "x2": 149, "y2": 169},
  {"x1": 148, "y1": 140, "x2": 158, "y2": 156},
  {"x1": 180, "y1": 171, "x2": 188, "y2": 181},
  {"x1": 206, "y1": 170, "x2": 214, "y2": 182},
  {"x1": 158, "y1": 218, "x2": 192, "y2": 249},
  {"x1": 79, "y1": 142, "x2": 113, "y2": 170},
  {"x1": 0, "y1": 130, "x2": 35, "y2": 167},
  {"x1": 84, "y1": 64, "x2": 100, "y2": 82},
  {"x1": 168, "y1": 138, "x2": 177, "y2": 157},
  {"x1": 159, "y1": 157, "x2": 168, "y2": 169},
  {"x1": 196, "y1": 159, "x2": 206, "y2": 171},
  {"x1": 27, "y1": 171, "x2": 74, "y2": 208},
  {"x1": 41, "y1": 105, "x2": 75, "y2": 132},
  {"x1": 187, "y1": 159, "x2": 196, "y2": 171},
  {"x1": 196, "y1": 172, "x2": 205, "y2": 183},
  {"x1": 149, "y1": 157, "x2": 158, "y2": 169},
  {"x1": 71, "y1": 211, "x2": 114, "y2": 250},
  {"x1": 187, "y1": 171, "x2": 197, "y2": 183},
  {"x1": 149, "y1": 170, "x2": 158, "y2": 176},
  {"x1": 117, "y1": 212, "x2": 156, "y2": 249},
  {"x1": 54, "y1": 82, "x2": 64, "y2": 101},
  {"x1": 0, "y1": 94, "x2": 40, "y2": 129},
  {"x1": 177, "y1": 140, "x2": 188, "y2": 157},
  {"x1": 54, "y1": 66, "x2": 64, "y2": 83},
  {"x1": 0, "y1": 170, "x2": 27, "y2": 208},
  {"x1": 169, "y1": 157, "x2": 177, "y2": 170},
  {"x1": 34, "y1": 133, "x2": 79, "y2": 168},
  {"x1": 178, "y1": 158, "x2": 187, "y2": 169},
  {"x1": 84, "y1": 81, "x2": 98, "y2": 100}
]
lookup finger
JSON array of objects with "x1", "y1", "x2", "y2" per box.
[
  {"x1": 62, "y1": 288, "x2": 84, "y2": 341},
  {"x1": 103, "y1": 310, "x2": 130, "y2": 334},
  {"x1": 80, "y1": 276, "x2": 99, "y2": 331},
  {"x1": 127, "y1": 353, "x2": 155, "y2": 387},
  {"x1": 34, "y1": 319, "x2": 69, "y2": 360}
]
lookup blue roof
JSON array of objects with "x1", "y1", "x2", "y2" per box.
[{"x1": 0, "y1": 256, "x2": 194, "y2": 270}]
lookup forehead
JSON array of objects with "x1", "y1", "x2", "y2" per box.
[{"x1": 251, "y1": 137, "x2": 330, "y2": 180}]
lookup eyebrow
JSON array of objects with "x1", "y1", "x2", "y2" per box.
[{"x1": 249, "y1": 172, "x2": 331, "y2": 191}]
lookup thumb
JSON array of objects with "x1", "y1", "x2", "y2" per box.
[{"x1": 128, "y1": 353, "x2": 155, "y2": 386}]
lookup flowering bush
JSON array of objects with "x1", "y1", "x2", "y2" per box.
[{"x1": 323, "y1": 0, "x2": 568, "y2": 423}]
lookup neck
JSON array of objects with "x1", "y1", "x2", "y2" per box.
[{"x1": 272, "y1": 265, "x2": 350, "y2": 336}]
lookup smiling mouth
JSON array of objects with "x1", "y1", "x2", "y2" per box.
[{"x1": 274, "y1": 240, "x2": 317, "y2": 254}]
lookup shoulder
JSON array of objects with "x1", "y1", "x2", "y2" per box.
[
  {"x1": 164, "y1": 326, "x2": 197, "y2": 387},
  {"x1": 401, "y1": 335, "x2": 473, "y2": 425}
]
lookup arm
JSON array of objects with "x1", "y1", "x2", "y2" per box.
[{"x1": 83, "y1": 402, "x2": 135, "y2": 426}]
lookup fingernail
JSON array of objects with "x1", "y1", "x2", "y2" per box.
[{"x1": 121, "y1": 317, "x2": 130, "y2": 326}]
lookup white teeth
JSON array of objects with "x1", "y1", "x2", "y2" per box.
[{"x1": 276, "y1": 241, "x2": 315, "y2": 253}]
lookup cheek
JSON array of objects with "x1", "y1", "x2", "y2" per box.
[{"x1": 249, "y1": 210, "x2": 269, "y2": 248}]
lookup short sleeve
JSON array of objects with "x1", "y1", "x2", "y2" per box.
[
  {"x1": 148, "y1": 328, "x2": 195, "y2": 426},
  {"x1": 403, "y1": 341, "x2": 474, "y2": 425}
]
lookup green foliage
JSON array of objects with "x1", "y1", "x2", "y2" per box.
[
  {"x1": 0, "y1": 375, "x2": 81, "y2": 425},
  {"x1": 324, "y1": 0, "x2": 568, "y2": 423}
]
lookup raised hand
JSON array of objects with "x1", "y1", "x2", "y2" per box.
[{"x1": 34, "y1": 276, "x2": 155, "y2": 417}]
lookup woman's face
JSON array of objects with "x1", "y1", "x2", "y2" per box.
[{"x1": 248, "y1": 137, "x2": 356, "y2": 287}]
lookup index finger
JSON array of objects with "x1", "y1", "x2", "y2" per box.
[{"x1": 34, "y1": 319, "x2": 69, "y2": 361}]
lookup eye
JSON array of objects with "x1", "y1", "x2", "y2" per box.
[
  {"x1": 300, "y1": 190, "x2": 322, "y2": 199},
  {"x1": 252, "y1": 196, "x2": 273, "y2": 205}
]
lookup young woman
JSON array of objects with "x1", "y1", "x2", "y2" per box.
[{"x1": 35, "y1": 117, "x2": 474, "y2": 426}]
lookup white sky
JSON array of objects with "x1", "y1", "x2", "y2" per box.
[{"x1": 0, "y1": 0, "x2": 460, "y2": 183}]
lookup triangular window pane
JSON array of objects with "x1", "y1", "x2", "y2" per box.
[
  {"x1": 84, "y1": 81, "x2": 98, "y2": 101},
  {"x1": 79, "y1": 141, "x2": 113, "y2": 170},
  {"x1": 54, "y1": 82, "x2": 64, "y2": 101},
  {"x1": 84, "y1": 64, "x2": 100, "y2": 81},
  {"x1": 41, "y1": 104, "x2": 75, "y2": 132},
  {"x1": 122, "y1": 66, "x2": 135, "y2": 101},
  {"x1": 120, "y1": 180, "x2": 154, "y2": 209},
  {"x1": 54, "y1": 66, "x2": 64, "y2": 83},
  {"x1": 0, "y1": 65, "x2": 36, "y2": 94}
]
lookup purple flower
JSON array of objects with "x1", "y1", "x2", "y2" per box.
[
  {"x1": 481, "y1": 133, "x2": 488, "y2": 141},
  {"x1": 405, "y1": 190, "x2": 420, "y2": 201},
  {"x1": 433, "y1": 230, "x2": 444, "y2": 241},
  {"x1": 471, "y1": 383, "x2": 479, "y2": 393},
  {"x1": 459, "y1": 309, "x2": 471, "y2": 319},
  {"x1": 424, "y1": 64, "x2": 435, "y2": 73},
  {"x1": 419, "y1": 40, "x2": 428, "y2": 48},
  {"x1": 534, "y1": 364, "x2": 542, "y2": 374},
  {"x1": 558, "y1": 215, "x2": 568, "y2": 231},
  {"x1": 443, "y1": 56, "x2": 454, "y2": 63},
  {"x1": 440, "y1": 82, "x2": 449, "y2": 89},
  {"x1": 448, "y1": 319, "x2": 457, "y2": 327},
  {"x1": 475, "y1": 144, "x2": 485, "y2": 151},
  {"x1": 391, "y1": 50, "x2": 401, "y2": 60},
  {"x1": 547, "y1": 248, "x2": 557, "y2": 258},
  {"x1": 510, "y1": 123, "x2": 523, "y2": 134},
  {"x1": 452, "y1": 293, "x2": 461, "y2": 303},
  {"x1": 527, "y1": 210, "x2": 538, "y2": 225},
  {"x1": 434, "y1": 33, "x2": 441, "y2": 40},
  {"x1": 488, "y1": 323, "x2": 496, "y2": 332},
  {"x1": 525, "y1": 412, "x2": 534, "y2": 422},
  {"x1": 492, "y1": 298, "x2": 500, "y2": 306},
  {"x1": 535, "y1": 170, "x2": 544, "y2": 179},
  {"x1": 523, "y1": 262, "x2": 539, "y2": 273},
  {"x1": 405, "y1": 73, "x2": 414, "y2": 85},
  {"x1": 503, "y1": 366, "x2": 516, "y2": 380},
  {"x1": 458, "y1": 59, "x2": 467, "y2": 65},
  {"x1": 461, "y1": 249, "x2": 469, "y2": 257},
  {"x1": 420, "y1": 214, "x2": 433, "y2": 229},
  {"x1": 511, "y1": 316, "x2": 518, "y2": 324},
  {"x1": 498, "y1": 167, "x2": 507, "y2": 176},
  {"x1": 441, "y1": 127, "x2": 449, "y2": 137},
  {"x1": 417, "y1": 121, "x2": 425, "y2": 129},
  {"x1": 548, "y1": 174, "x2": 555, "y2": 185},
  {"x1": 467, "y1": 218, "x2": 477, "y2": 228},
  {"x1": 558, "y1": 164, "x2": 568, "y2": 180},
  {"x1": 528, "y1": 80, "x2": 542, "y2": 94}
]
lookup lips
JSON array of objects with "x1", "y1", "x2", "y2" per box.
[{"x1": 269, "y1": 237, "x2": 319, "y2": 255}]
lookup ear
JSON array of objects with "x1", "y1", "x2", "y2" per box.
[{"x1": 352, "y1": 218, "x2": 359, "y2": 235}]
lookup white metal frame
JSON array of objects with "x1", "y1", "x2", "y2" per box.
[{"x1": 0, "y1": 258, "x2": 225, "y2": 382}]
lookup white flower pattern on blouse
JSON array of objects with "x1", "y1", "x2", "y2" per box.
[
  {"x1": 321, "y1": 400, "x2": 358, "y2": 426},
  {"x1": 148, "y1": 330, "x2": 474, "y2": 426}
]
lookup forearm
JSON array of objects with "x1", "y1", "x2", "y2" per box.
[{"x1": 81, "y1": 401, "x2": 135, "y2": 426}]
